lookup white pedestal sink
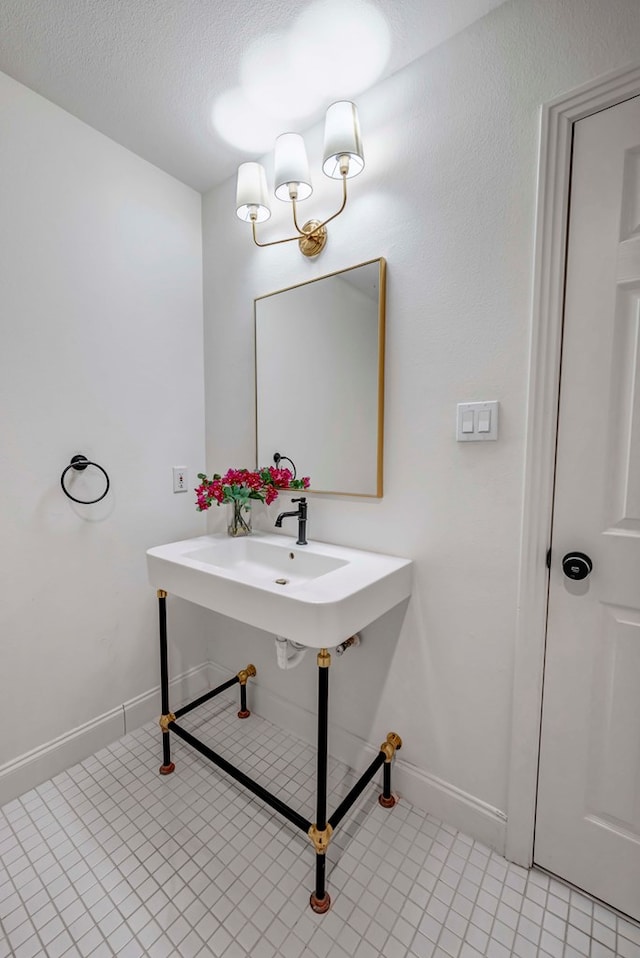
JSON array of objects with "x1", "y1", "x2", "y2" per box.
[
  {"x1": 147, "y1": 532, "x2": 412, "y2": 647},
  {"x1": 147, "y1": 531, "x2": 412, "y2": 912}
]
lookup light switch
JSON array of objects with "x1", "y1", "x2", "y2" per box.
[
  {"x1": 462, "y1": 410, "x2": 475, "y2": 434},
  {"x1": 457, "y1": 401, "x2": 499, "y2": 441},
  {"x1": 478, "y1": 409, "x2": 491, "y2": 433}
]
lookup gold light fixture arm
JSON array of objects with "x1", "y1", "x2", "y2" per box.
[
  {"x1": 249, "y1": 175, "x2": 348, "y2": 258},
  {"x1": 251, "y1": 213, "x2": 327, "y2": 258},
  {"x1": 292, "y1": 174, "x2": 348, "y2": 235},
  {"x1": 250, "y1": 219, "x2": 301, "y2": 249}
]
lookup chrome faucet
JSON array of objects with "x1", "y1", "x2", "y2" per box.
[{"x1": 274, "y1": 497, "x2": 308, "y2": 545}]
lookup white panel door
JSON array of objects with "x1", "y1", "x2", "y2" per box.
[{"x1": 535, "y1": 95, "x2": 640, "y2": 920}]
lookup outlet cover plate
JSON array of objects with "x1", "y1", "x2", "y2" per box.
[{"x1": 173, "y1": 467, "x2": 188, "y2": 492}]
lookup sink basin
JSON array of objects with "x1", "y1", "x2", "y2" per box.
[
  {"x1": 147, "y1": 532, "x2": 412, "y2": 648},
  {"x1": 183, "y1": 537, "x2": 348, "y2": 586}
]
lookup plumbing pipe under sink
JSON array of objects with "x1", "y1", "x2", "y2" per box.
[
  {"x1": 275, "y1": 633, "x2": 361, "y2": 669},
  {"x1": 275, "y1": 636, "x2": 307, "y2": 669},
  {"x1": 336, "y1": 633, "x2": 360, "y2": 655}
]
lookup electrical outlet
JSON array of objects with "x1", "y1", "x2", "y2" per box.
[{"x1": 172, "y1": 467, "x2": 188, "y2": 493}]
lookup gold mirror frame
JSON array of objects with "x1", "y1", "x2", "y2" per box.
[{"x1": 254, "y1": 258, "x2": 386, "y2": 497}]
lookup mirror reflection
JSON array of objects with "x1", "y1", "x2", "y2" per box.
[{"x1": 255, "y1": 258, "x2": 385, "y2": 497}]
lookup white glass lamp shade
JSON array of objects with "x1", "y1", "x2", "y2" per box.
[
  {"x1": 236, "y1": 162, "x2": 271, "y2": 222},
  {"x1": 322, "y1": 101, "x2": 365, "y2": 179},
  {"x1": 274, "y1": 133, "x2": 313, "y2": 202}
]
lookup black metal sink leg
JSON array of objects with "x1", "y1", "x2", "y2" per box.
[
  {"x1": 157, "y1": 590, "x2": 176, "y2": 775},
  {"x1": 309, "y1": 648, "x2": 332, "y2": 913}
]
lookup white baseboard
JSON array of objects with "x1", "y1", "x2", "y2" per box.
[
  {"x1": 207, "y1": 660, "x2": 508, "y2": 853},
  {"x1": 0, "y1": 663, "x2": 210, "y2": 808},
  {"x1": 123, "y1": 663, "x2": 211, "y2": 733},
  {"x1": 390, "y1": 759, "x2": 507, "y2": 854},
  {"x1": 0, "y1": 708, "x2": 125, "y2": 809}
]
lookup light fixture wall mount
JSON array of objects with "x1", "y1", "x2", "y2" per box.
[
  {"x1": 236, "y1": 101, "x2": 364, "y2": 258},
  {"x1": 297, "y1": 220, "x2": 327, "y2": 257}
]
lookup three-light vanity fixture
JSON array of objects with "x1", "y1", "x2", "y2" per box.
[{"x1": 235, "y1": 101, "x2": 364, "y2": 257}]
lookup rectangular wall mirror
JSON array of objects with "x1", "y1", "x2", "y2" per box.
[{"x1": 255, "y1": 258, "x2": 386, "y2": 497}]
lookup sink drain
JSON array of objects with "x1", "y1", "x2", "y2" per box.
[{"x1": 275, "y1": 578, "x2": 289, "y2": 585}]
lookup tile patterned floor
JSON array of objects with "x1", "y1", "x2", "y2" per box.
[{"x1": 1, "y1": 691, "x2": 639, "y2": 957}]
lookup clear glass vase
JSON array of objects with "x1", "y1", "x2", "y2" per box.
[{"x1": 227, "y1": 499, "x2": 252, "y2": 537}]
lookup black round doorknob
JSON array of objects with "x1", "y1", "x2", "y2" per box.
[{"x1": 562, "y1": 552, "x2": 593, "y2": 581}]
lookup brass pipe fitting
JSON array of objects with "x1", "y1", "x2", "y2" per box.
[
  {"x1": 380, "y1": 732, "x2": 402, "y2": 763},
  {"x1": 159, "y1": 712, "x2": 176, "y2": 733},
  {"x1": 237, "y1": 664, "x2": 257, "y2": 685},
  {"x1": 308, "y1": 823, "x2": 333, "y2": 854},
  {"x1": 317, "y1": 648, "x2": 331, "y2": 669},
  {"x1": 157, "y1": 589, "x2": 167, "y2": 599}
]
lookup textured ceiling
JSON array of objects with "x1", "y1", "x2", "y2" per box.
[{"x1": 0, "y1": 0, "x2": 506, "y2": 192}]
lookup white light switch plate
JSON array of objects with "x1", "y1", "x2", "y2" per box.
[{"x1": 456, "y1": 401, "x2": 499, "y2": 441}]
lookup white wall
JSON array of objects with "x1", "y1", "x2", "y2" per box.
[
  {"x1": 202, "y1": 0, "x2": 640, "y2": 850},
  {"x1": 0, "y1": 72, "x2": 207, "y2": 801}
]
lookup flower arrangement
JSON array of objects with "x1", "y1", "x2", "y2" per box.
[{"x1": 195, "y1": 467, "x2": 310, "y2": 536}]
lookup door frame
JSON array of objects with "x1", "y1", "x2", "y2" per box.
[{"x1": 506, "y1": 61, "x2": 640, "y2": 867}]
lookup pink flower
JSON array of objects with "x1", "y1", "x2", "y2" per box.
[{"x1": 194, "y1": 465, "x2": 311, "y2": 511}]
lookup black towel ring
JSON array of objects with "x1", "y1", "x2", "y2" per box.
[
  {"x1": 60, "y1": 454, "x2": 110, "y2": 504},
  {"x1": 273, "y1": 452, "x2": 297, "y2": 479}
]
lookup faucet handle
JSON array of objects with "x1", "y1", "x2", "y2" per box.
[{"x1": 291, "y1": 496, "x2": 306, "y2": 504}]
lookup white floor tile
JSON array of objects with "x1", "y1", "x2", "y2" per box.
[{"x1": 0, "y1": 691, "x2": 637, "y2": 957}]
